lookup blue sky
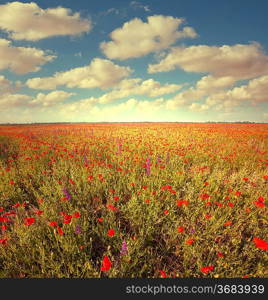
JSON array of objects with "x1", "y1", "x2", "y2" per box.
[{"x1": 0, "y1": 0, "x2": 268, "y2": 123}]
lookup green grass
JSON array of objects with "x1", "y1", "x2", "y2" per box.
[{"x1": 0, "y1": 123, "x2": 267, "y2": 278}]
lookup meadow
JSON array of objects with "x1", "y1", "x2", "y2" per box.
[{"x1": 0, "y1": 122, "x2": 267, "y2": 278}]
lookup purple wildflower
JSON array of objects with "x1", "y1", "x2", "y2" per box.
[
  {"x1": 75, "y1": 225, "x2": 82, "y2": 234},
  {"x1": 84, "y1": 155, "x2": 88, "y2": 164},
  {"x1": 120, "y1": 240, "x2": 128, "y2": 256},
  {"x1": 62, "y1": 187, "x2": 71, "y2": 201}
]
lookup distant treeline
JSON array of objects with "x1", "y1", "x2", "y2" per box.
[{"x1": 0, "y1": 121, "x2": 260, "y2": 125}]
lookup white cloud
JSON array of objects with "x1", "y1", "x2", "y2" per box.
[
  {"x1": 98, "y1": 78, "x2": 182, "y2": 103},
  {"x1": 0, "y1": 1, "x2": 91, "y2": 41},
  {"x1": 225, "y1": 75, "x2": 268, "y2": 103},
  {"x1": 130, "y1": 1, "x2": 151, "y2": 12},
  {"x1": 0, "y1": 38, "x2": 55, "y2": 74},
  {"x1": 30, "y1": 91, "x2": 74, "y2": 107},
  {"x1": 189, "y1": 103, "x2": 210, "y2": 112},
  {"x1": 100, "y1": 15, "x2": 197, "y2": 60},
  {"x1": 148, "y1": 43, "x2": 268, "y2": 81},
  {"x1": 0, "y1": 75, "x2": 22, "y2": 93},
  {"x1": 0, "y1": 90, "x2": 73, "y2": 111},
  {"x1": 196, "y1": 75, "x2": 236, "y2": 92},
  {"x1": 58, "y1": 97, "x2": 166, "y2": 122},
  {"x1": 26, "y1": 58, "x2": 132, "y2": 89},
  {"x1": 0, "y1": 93, "x2": 32, "y2": 111}
]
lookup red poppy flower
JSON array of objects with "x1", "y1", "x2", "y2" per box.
[
  {"x1": 113, "y1": 196, "x2": 119, "y2": 201},
  {"x1": 263, "y1": 176, "x2": 268, "y2": 180},
  {"x1": 205, "y1": 214, "x2": 212, "y2": 219},
  {"x1": 63, "y1": 215, "x2": 72, "y2": 224},
  {"x1": 88, "y1": 176, "x2": 93, "y2": 181},
  {"x1": 204, "y1": 182, "x2": 209, "y2": 186},
  {"x1": 217, "y1": 252, "x2": 224, "y2": 258},
  {"x1": 185, "y1": 239, "x2": 194, "y2": 245},
  {"x1": 254, "y1": 201, "x2": 265, "y2": 208},
  {"x1": 57, "y1": 226, "x2": 64, "y2": 236},
  {"x1": 200, "y1": 193, "x2": 210, "y2": 199},
  {"x1": 3, "y1": 211, "x2": 16, "y2": 216},
  {"x1": 34, "y1": 210, "x2": 43, "y2": 215},
  {"x1": 177, "y1": 226, "x2": 184, "y2": 233},
  {"x1": 163, "y1": 209, "x2": 169, "y2": 215},
  {"x1": 49, "y1": 221, "x2": 58, "y2": 227},
  {"x1": 161, "y1": 185, "x2": 172, "y2": 190},
  {"x1": 107, "y1": 204, "x2": 117, "y2": 211},
  {"x1": 224, "y1": 221, "x2": 232, "y2": 226},
  {"x1": 24, "y1": 217, "x2": 35, "y2": 226},
  {"x1": 235, "y1": 191, "x2": 241, "y2": 196},
  {"x1": 9, "y1": 180, "x2": 15, "y2": 185},
  {"x1": 0, "y1": 238, "x2": 8, "y2": 245},
  {"x1": 177, "y1": 200, "x2": 189, "y2": 206},
  {"x1": 107, "y1": 229, "x2": 115, "y2": 237},
  {"x1": 12, "y1": 203, "x2": 20, "y2": 208},
  {"x1": 243, "y1": 177, "x2": 249, "y2": 181},
  {"x1": 101, "y1": 256, "x2": 112, "y2": 271},
  {"x1": 0, "y1": 216, "x2": 10, "y2": 223},
  {"x1": 97, "y1": 217, "x2": 103, "y2": 222},
  {"x1": 69, "y1": 179, "x2": 75, "y2": 185},
  {"x1": 253, "y1": 237, "x2": 268, "y2": 251},
  {"x1": 73, "y1": 212, "x2": 81, "y2": 218},
  {"x1": 159, "y1": 270, "x2": 167, "y2": 278},
  {"x1": 201, "y1": 265, "x2": 214, "y2": 274},
  {"x1": 0, "y1": 207, "x2": 4, "y2": 213}
]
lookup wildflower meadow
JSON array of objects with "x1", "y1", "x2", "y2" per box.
[{"x1": 0, "y1": 122, "x2": 267, "y2": 278}]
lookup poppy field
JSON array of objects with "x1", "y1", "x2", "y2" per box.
[{"x1": 0, "y1": 122, "x2": 267, "y2": 278}]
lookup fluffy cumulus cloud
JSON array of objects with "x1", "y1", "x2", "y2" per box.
[
  {"x1": 183, "y1": 75, "x2": 268, "y2": 113},
  {"x1": 58, "y1": 97, "x2": 166, "y2": 122},
  {"x1": 149, "y1": 43, "x2": 268, "y2": 113},
  {"x1": 100, "y1": 15, "x2": 197, "y2": 60},
  {"x1": 220, "y1": 75, "x2": 268, "y2": 103},
  {"x1": 0, "y1": 38, "x2": 55, "y2": 74},
  {"x1": 30, "y1": 91, "x2": 74, "y2": 107},
  {"x1": 0, "y1": 1, "x2": 91, "y2": 41},
  {"x1": 188, "y1": 103, "x2": 210, "y2": 112},
  {"x1": 0, "y1": 93, "x2": 32, "y2": 111},
  {"x1": 0, "y1": 90, "x2": 73, "y2": 111},
  {"x1": 0, "y1": 75, "x2": 22, "y2": 93},
  {"x1": 98, "y1": 78, "x2": 182, "y2": 103},
  {"x1": 26, "y1": 58, "x2": 132, "y2": 89},
  {"x1": 148, "y1": 43, "x2": 268, "y2": 81}
]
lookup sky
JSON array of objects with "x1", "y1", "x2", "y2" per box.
[{"x1": 0, "y1": 0, "x2": 268, "y2": 123}]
